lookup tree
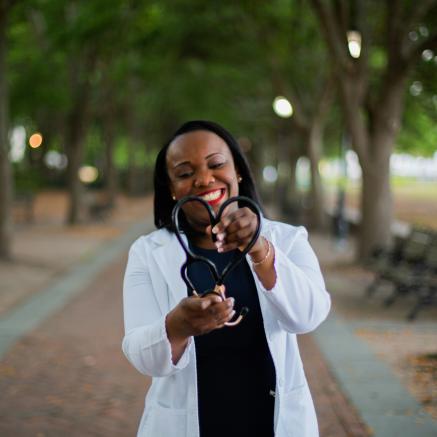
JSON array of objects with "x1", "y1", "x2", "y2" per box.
[
  {"x1": 311, "y1": 0, "x2": 437, "y2": 258},
  {"x1": 231, "y1": 1, "x2": 336, "y2": 228},
  {"x1": 0, "y1": 0, "x2": 13, "y2": 260}
]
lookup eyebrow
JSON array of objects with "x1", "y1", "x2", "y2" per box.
[{"x1": 172, "y1": 152, "x2": 223, "y2": 169}]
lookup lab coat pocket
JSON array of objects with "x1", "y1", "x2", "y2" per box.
[
  {"x1": 140, "y1": 404, "x2": 187, "y2": 437},
  {"x1": 280, "y1": 385, "x2": 318, "y2": 437}
]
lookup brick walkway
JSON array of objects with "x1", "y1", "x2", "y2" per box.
[
  {"x1": 0, "y1": 256, "x2": 369, "y2": 436},
  {"x1": 0, "y1": 258, "x2": 148, "y2": 436}
]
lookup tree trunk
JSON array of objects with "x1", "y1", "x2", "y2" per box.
[
  {"x1": 282, "y1": 146, "x2": 301, "y2": 223},
  {"x1": 65, "y1": 131, "x2": 84, "y2": 224},
  {"x1": 0, "y1": 0, "x2": 13, "y2": 260},
  {"x1": 360, "y1": 151, "x2": 393, "y2": 258},
  {"x1": 65, "y1": 53, "x2": 95, "y2": 224},
  {"x1": 346, "y1": 72, "x2": 406, "y2": 258},
  {"x1": 309, "y1": 0, "x2": 426, "y2": 259},
  {"x1": 103, "y1": 109, "x2": 117, "y2": 207},
  {"x1": 306, "y1": 122, "x2": 326, "y2": 230}
]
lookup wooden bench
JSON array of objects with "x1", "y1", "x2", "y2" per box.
[
  {"x1": 406, "y1": 240, "x2": 437, "y2": 320},
  {"x1": 365, "y1": 228, "x2": 437, "y2": 319}
]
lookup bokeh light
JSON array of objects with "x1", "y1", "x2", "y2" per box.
[
  {"x1": 78, "y1": 166, "x2": 99, "y2": 184},
  {"x1": 263, "y1": 165, "x2": 278, "y2": 183},
  {"x1": 347, "y1": 30, "x2": 361, "y2": 58},
  {"x1": 272, "y1": 96, "x2": 293, "y2": 118},
  {"x1": 29, "y1": 133, "x2": 43, "y2": 148}
]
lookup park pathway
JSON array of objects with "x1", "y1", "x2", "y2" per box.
[
  {"x1": 0, "y1": 255, "x2": 369, "y2": 436},
  {"x1": 0, "y1": 218, "x2": 371, "y2": 436}
]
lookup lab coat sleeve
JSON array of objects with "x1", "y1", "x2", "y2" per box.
[
  {"x1": 122, "y1": 237, "x2": 192, "y2": 377},
  {"x1": 251, "y1": 224, "x2": 331, "y2": 334}
]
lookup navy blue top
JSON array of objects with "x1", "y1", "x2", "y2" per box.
[{"x1": 187, "y1": 244, "x2": 276, "y2": 437}]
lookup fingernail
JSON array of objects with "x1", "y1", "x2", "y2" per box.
[
  {"x1": 217, "y1": 247, "x2": 224, "y2": 253},
  {"x1": 217, "y1": 233, "x2": 225, "y2": 241},
  {"x1": 212, "y1": 227, "x2": 218, "y2": 234},
  {"x1": 215, "y1": 241, "x2": 222, "y2": 249}
]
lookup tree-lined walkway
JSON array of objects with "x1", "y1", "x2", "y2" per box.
[
  {"x1": 1, "y1": 193, "x2": 435, "y2": 436},
  {"x1": 0, "y1": 253, "x2": 369, "y2": 437},
  {"x1": 0, "y1": 193, "x2": 371, "y2": 436}
]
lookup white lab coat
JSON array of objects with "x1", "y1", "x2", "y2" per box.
[{"x1": 122, "y1": 218, "x2": 331, "y2": 437}]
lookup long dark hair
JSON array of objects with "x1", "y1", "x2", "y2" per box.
[{"x1": 153, "y1": 120, "x2": 262, "y2": 231}]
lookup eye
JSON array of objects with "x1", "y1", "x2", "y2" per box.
[
  {"x1": 209, "y1": 161, "x2": 226, "y2": 169},
  {"x1": 177, "y1": 172, "x2": 193, "y2": 179}
]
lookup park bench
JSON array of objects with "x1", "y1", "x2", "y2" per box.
[
  {"x1": 365, "y1": 228, "x2": 437, "y2": 319},
  {"x1": 406, "y1": 240, "x2": 437, "y2": 320}
]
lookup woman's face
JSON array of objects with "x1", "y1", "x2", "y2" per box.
[{"x1": 166, "y1": 130, "x2": 240, "y2": 231}]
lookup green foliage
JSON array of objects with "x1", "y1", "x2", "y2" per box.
[{"x1": 5, "y1": 0, "x2": 437, "y2": 191}]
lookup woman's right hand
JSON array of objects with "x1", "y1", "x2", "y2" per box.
[
  {"x1": 166, "y1": 291, "x2": 235, "y2": 339},
  {"x1": 165, "y1": 289, "x2": 235, "y2": 364}
]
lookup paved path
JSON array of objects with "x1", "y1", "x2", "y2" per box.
[
  {"x1": 0, "y1": 256, "x2": 147, "y2": 436},
  {"x1": 0, "y1": 255, "x2": 369, "y2": 437}
]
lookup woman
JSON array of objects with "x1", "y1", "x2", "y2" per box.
[{"x1": 122, "y1": 120, "x2": 331, "y2": 437}]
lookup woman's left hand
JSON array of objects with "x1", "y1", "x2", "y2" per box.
[{"x1": 206, "y1": 207, "x2": 263, "y2": 255}]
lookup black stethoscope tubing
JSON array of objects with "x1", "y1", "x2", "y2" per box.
[{"x1": 171, "y1": 195, "x2": 262, "y2": 326}]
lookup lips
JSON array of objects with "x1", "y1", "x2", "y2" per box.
[{"x1": 196, "y1": 188, "x2": 226, "y2": 206}]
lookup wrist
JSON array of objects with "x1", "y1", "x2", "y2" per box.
[
  {"x1": 165, "y1": 311, "x2": 190, "y2": 344},
  {"x1": 249, "y1": 237, "x2": 271, "y2": 266},
  {"x1": 249, "y1": 236, "x2": 266, "y2": 257}
]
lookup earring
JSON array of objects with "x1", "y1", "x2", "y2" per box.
[
  {"x1": 172, "y1": 195, "x2": 176, "y2": 200},
  {"x1": 237, "y1": 176, "x2": 242, "y2": 183}
]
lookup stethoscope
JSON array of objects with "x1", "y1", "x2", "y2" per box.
[{"x1": 172, "y1": 195, "x2": 261, "y2": 327}]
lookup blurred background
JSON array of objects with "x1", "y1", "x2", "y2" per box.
[{"x1": 0, "y1": 1, "x2": 436, "y2": 436}]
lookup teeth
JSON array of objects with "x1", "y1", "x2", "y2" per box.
[{"x1": 201, "y1": 190, "x2": 222, "y2": 201}]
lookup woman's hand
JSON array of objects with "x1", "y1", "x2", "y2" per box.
[
  {"x1": 165, "y1": 288, "x2": 235, "y2": 364},
  {"x1": 166, "y1": 289, "x2": 235, "y2": 339},
  {"x1": 207, "y1": 207, "x2": 276, "y2": 290},
  {"x1": 207, "y1": 207, "x2": 264, "y2": 256}
]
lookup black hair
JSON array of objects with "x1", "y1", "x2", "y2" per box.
[{"x1": 153, "y1": 120, "x2": 262, "y2": 231}]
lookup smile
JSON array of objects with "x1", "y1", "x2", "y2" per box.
[{"x1": 198, "y1": 189, "x2": 225, "y2": 205}]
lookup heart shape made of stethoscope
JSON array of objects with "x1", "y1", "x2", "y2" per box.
[{"x1": 172, "y1": 195, "x2": 262, "y2": 326}]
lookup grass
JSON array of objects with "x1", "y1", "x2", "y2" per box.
[{"x1": 323, "y1": 176, "x2": 437, "y2": 230}]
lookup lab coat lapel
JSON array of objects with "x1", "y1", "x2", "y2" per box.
[{"x1": 151, "y1": 232, "x2": 188, "y2": 310}]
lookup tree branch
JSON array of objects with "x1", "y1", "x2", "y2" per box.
[
  {"x1": 313, "y1": 73, "x2": 335, "y2": 125},
  {"x1": 310, "y1": 0, "x2": 350, "y2": 72},
  {"x1": 385, "y1": 0, "x2": 403, "y2": 60},
  {"x1": 269, "y1": 57, "x2": 309, "y2": 131},
  {"x1": 404, "y1": 0, "x2": 437, "y2": 33}
]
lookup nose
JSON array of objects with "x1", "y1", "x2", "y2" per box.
[{"x1": 194, "y1": 169, "x2": 215, "y2": 188}]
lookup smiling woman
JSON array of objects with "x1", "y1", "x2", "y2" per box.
[
  {"x1": 165, "y1": 130, "x2": 240, "y2": 233},
  {"x1": 122, "y1": 120, "x2": 331, "y2": 437}
]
